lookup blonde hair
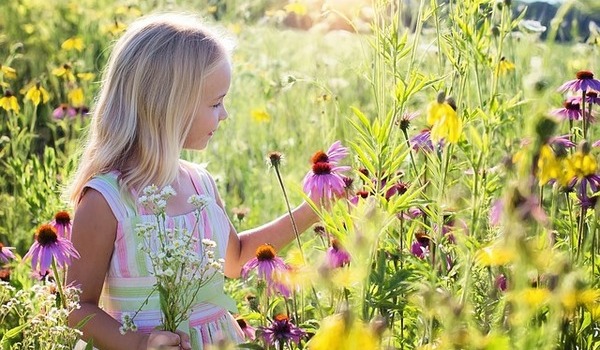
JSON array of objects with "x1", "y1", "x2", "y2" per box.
[{"x1": 66, "y1": 12, "x2": 232, "y2": 205}]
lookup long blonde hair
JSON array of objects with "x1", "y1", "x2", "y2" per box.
[{"x1": 67, "y1": 13, "x2": 231, "y2": 205}]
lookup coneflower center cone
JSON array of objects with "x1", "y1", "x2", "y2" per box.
[
  {"x1": 312, "y1": 162, "x2": 332, "y2": 175},
  {"x1": 36, "y1": 224, "x2": 58, "y2": 246},
  {"x1": 576, "y1": 70, "x2": 594, "y2": 80},
  {"x1": 256, "y1": 244, "x2": 276, "y2": 261}
]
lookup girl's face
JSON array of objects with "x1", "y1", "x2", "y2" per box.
[{"x1": 183, "y1": 60, "x2": 231, "y2": 150}]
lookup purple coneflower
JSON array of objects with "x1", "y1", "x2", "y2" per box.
[
  {"x1": 558, "y1": 70, "x2": 600, "y2": 93},
  {"x1": 241, "y1": 244, "x2": 291, "y2": 297},
  {"x1": 324, "y1": 140, "x2": 349, "y2": 164},
  {"x1": 585, "y1": 91, "x2": 600, "y2": 106},
  {"x1": 410, "y1": 232, "x2": 430, "y2": 259},
  {"x1": 325, "y1": 239, "x2": 351, "y2": 269},
  {"x1": 551, "y1": 97, "x2": 586, "y2": 121},
  {"x1": 236, "y1": 318, "x2": 256, "y2": 341},
  {"x1": 260, "y1": 314, "x2": 305, "y2": 347},
  {"x1": 302, "y1": 162, "x2": 350, "y2": 201},
  {"x1": 410, "y1": 129, "x2": 437, "y2": 152},
  {"x1": 52, "y1": 103, "x2": 77, "y2": 119},
  {"x1": 24, "y1": 223, "x2": 80, "y2": 274},
  {"x1": 0, "y1": 242, "x2": 15, "y2": 264},
  {"x1": 396, "y1": 111, "x2": 420, "y2": 132},
  {"x1": 495, "y1": 274, "x2": 508, "y2": 292},
  {"x1": 549, "y1": 134, "x2": 576, "y2": 148},
  {"x1": 52, "y1": 211, "x2": 72, "y2": 239}
]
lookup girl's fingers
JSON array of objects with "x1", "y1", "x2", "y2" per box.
[{"x1": 175, "y1": 330, "x2": 192, "y2": 350}]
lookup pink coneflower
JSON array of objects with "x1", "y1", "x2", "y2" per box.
[
  {"x1": 260, "y1": 314, "x2": 306, "y2": 347},
  {"x1": 325, "y1": 239, "x2": 351, "y2": 269},
  {"x1": 410, "y1": 129, "x2": 436, "y2": 152},
  {"x1": 24, "y1": 224, "x2": 80, "y2": 274},
  {"x1": 489, "y1": 199, "x2": 503, "y2": 227},
  {"x1": 302, "y1": 162, "x2": 350, "y2": 201},
  {"x1": 585, "y1": 91, "x2": 600, "y2": 106},
  {"x1": 52, "y1": 211, "x2": 72, "y2": 239},
  {"x1": 324, "y1": 140, "x2": 349, "y2": 164},
  {"x1": 396, "y1": 111, "x2": 420, "y2": 132},
  {"x1": 0, "y1": 242, "x2": 15, "y2": 264},
  {"x1": 549, "y1": 134, "x2": 576, "y2": 148},
  {"x1": 551, "y1": 97, "x2": 585, "y2": 121},
  {"x1": 495, "y1": 274, "x2": 508, "y2": 292},
  {"x1": 52, "y1": 103, "x2": 77, "y2": 119},
  {"x1": 593, "y1": 140, "x2": 600, "y2": 148},
  {"x1": 410, "y1": 232, "x2": 430, "y2": 259},
  {"x1": 236, "y1": 318, "x2": 256, "y2": 341},
  {"x1": 557, "y1": 70, "x2": 600, "y2": 93},
  {"x1": 241, "y1": 244, "x2": 291, "y2": 297}
]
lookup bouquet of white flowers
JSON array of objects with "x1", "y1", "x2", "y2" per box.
[{"x1": 120, "y1": 185, "x2": 224, "y2": 334}]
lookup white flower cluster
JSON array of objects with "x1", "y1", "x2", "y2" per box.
[
  {"x1": 125, "y1": 185, "x2": 223, "y2": 332},
  {"x1": 119, "y1": 312, "x2": 138, "y2": 334},
  {"x1": 0, "y1": 282, "x2": 83, "y2": 349},
  {"x1": 138, "y1": 184, "x2": 176, "y2": 215}
]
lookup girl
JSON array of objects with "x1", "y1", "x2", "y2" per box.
[{"x1": 66, "y1": 13, "x2": 320, "y2": 350}]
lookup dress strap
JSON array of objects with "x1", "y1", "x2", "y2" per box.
[{"x1": 84, "y1": 172, "x2": 137, "y2": 221}]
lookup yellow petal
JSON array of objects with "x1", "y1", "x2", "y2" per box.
[{"x1": 68, "y1": 87, "x2": 84, "y2": 106}]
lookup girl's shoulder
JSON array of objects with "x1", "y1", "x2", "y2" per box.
[
  {"x1": 82, "y1": 171, "x2": 136, "y2": 221},
  {"x1": 179, "y1": 159, "x2": 219, "y2": 195}
]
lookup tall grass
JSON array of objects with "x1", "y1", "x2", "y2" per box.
[{"x1": 1, "y1": 0, "x2": 599, "y2": 349}]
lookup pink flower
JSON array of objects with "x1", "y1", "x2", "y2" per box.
[
  {"x1": 558, "y1": 70, "x2": 600, "y2": 93},
  {"x1": 303, "y1": 162, "x2": 350, "y2": 201},
  {"x1": 260, "y1": 314, "x2": 305, "y2": 347},
  {"x1": 52, "y1": 211, "x2": 72, "y2": 239},
  {"x1": 236, "y1": 318, "x2": 256, "y2": 341},
  {"x1": 241, "y1": 244, "x2": 291, "y2": 297},
  {"x1": 325, "y1": 239, "x2": 351, "y2": 268},
  {"x1": 324, "y1": 140, "x2": 349, "y2": 164},
  {"x1": 551, "y1": 96, "x2": 594, "y2": 121},
  {"x1": 410, "y1": 232, "x2": 430, "y2": 259},
  {"x1": 0, "y1": 242, "x2": 15, "y2": 264},
  {"x1": 24, "y1": 224, "x2": 80, "y2": 274},
  {"x1": 52, "y1": 103, "x2": 77, "y2": 119}
]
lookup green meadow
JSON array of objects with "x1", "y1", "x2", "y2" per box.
[{"x1": 1, "y1": 0, "x2": 599, "y2": 349}]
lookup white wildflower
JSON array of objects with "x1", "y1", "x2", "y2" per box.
[{"x1": 188, "y1": 194, "x2": 211, "y2": 209}]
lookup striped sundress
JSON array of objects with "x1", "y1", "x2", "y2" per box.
[{"x1": 77, "y1": 161, "x2": 244, "y2": 349}]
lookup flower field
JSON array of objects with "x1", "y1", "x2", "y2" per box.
[{"x1": 1, "y1": 0, "x2": 599, "y2": 349}]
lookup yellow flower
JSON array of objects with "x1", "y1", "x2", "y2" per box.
[
  {"x1": 24, "y1": 83, "x2": 50, "y2": 106},
  {"x1": 103, "y1": 20, "x2": 127, "y2": 36},
  {"x1": 1, "y1": 65, "x2": 17, "y2": 79},
  {"x1": 61, "y1": 37, "x2": 84, "y2": 52},
  {"x1": 497, "y1": 57, "x2": 515, "y2": 75},
  {"x1": 0, "y1": 90, "x2": 20, "y2": 113},
  {"x1": 537, "y1": 145, "x2": 561, "y2": 185},
  {"x1": 427, "y1": 94, "x2": 462, "y2": 144},
  {"x1": 476, "y1": 244, "x2": 515, "y2": 266},
  {"x1": 68, "y1": 87, "x2": 84, "y2": 107},
  {"x1": 22, "y1": 23, "x2": 35, "y2": 34},
  {"x1": 520, "y1": 288, "x2": 550, "y2": 309},
  {"x1": 52, "y1": 64, "x2": 76, "y2": 82},
  {"x1": 308, "y1": 314, "x2": 379, "y2": 350},
  {"x1": 251, "y1": 108, "x2": 271, "y2": 122},
  {"x1": 77, "y1": 72, "x2": 96, "y2": 81},
  {"x1": 284, "y1": 2, "x2": 308, "y2": 16},
  {"x1": 563, "y1": 151, "x2": 597, "y2": 180}
]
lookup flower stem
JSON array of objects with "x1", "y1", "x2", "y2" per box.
[
  {"x1": 273, "y1": 164, "x2": 304, "y2": 259},
  {"x1": 50, "y1": 259, "x2": 67, "y2": 310}
]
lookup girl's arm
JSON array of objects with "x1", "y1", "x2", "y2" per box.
[{"x1": 67, "y1": 189, "x2": 190, "y2": 350}]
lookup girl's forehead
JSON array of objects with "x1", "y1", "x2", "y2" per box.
[{"x1": 203, "y1": 61, "x2": 232, "y2": 97}]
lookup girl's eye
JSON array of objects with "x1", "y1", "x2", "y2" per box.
[{"x1": 212, "y1": 102, "x2": 222, "y2": 109}]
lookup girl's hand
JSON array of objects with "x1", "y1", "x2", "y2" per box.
[{"x1": 141, "y1": 330, "x2": 192, "y2": 350}]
